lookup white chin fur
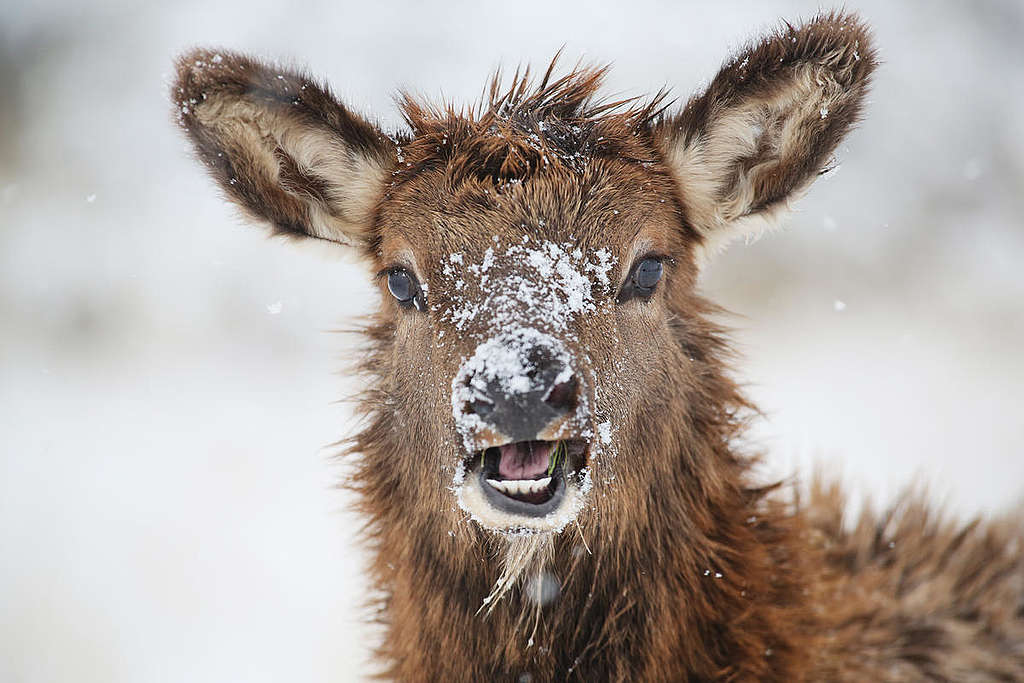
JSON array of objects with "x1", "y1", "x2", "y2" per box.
[{"x1": 457, "y1": 473, "x2": 585, "y2": 534}]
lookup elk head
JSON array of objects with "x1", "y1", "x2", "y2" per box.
[{"x1": 173, "y1": 14, "x2": 874, "y2": 561}]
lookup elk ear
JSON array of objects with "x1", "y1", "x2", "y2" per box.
[
  {"x1": 655, "y1": 13, "x2": 877, "y2": 260},
  {"x1": 172, "y1": 49, "x2": 395, "y2": 247}
]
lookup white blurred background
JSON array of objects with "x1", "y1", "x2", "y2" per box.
[{"x1": 1, "y1": 1, "x2": 1022, "y2": 681}]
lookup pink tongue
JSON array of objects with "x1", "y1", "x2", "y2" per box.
[{"x1": 498, "y1": 442, "x2": 553, "y2": 480}]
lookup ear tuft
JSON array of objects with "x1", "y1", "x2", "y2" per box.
[
  {"x1": 172, "y1": 49, "x2": 396, "y2": 247},
  {"x1": 655, "y1": 12, "x2": 878, "y2": 260}
]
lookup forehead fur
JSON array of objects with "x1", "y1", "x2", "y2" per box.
[{"x1": 392, "y1": 58, "x2": 671, "y2": 187}]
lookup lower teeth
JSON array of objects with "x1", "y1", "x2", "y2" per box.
[{"x1": 486, "y1": 476, "x2": 552, "y2": 496}]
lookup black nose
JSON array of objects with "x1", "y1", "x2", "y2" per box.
[{"x1": 464, "y1": 345, "x2": 578, "y2": 442}]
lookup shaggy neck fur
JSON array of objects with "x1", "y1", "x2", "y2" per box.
[{"x1": 348, "y1": 299, "x2": 817, "y2": 681}]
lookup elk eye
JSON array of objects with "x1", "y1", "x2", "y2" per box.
[
  {"x1": 617, "y1": 257, "x2": 664, "y2": 303},
  {"x1": 387, "y1": 268, "x2": 423, "y2": 310},
  {"x1": 634, "y1": 258, "x2": 663, "y2": 289}
]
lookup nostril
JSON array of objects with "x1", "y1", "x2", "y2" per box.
[
  {"x1": 544, "y1": 377, "x2": 578, "y2": 413},
  {"x1": 467, "y1": 399, "x2": 495, "y2": 418}
]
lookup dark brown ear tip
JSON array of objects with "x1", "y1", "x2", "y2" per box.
[
  {"x1": 171, "y1": 48, "x2": 217, "y2": 108},
  {"x1": 793, "y1": 10, "x2": 879, "y2": 73},
  {"x1": 715, "y1": 11, "x2": 878, "y2": 100},
  {"x1": 171, "y1": 48, "x2": 257, "y2": 102}
]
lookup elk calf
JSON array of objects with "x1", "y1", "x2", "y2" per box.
[{"x1": 173, "y1": 12, "x2": 1024, "y2": 681}]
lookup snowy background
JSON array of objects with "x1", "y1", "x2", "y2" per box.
[{"x1": 1, "y1": 1, "x2": 1022, "y2": 681}]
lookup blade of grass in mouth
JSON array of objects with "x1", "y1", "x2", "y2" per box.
[
  {"x1": 548, "y1": 440, "x2": 566, "y2": 476},
  {"x1": 479, "y1": 441, "x2": 566, "y2": 478}
]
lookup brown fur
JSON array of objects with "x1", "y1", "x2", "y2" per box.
[{"x1": 172, "y1": 12, "x2": 1024, "y2": 681}]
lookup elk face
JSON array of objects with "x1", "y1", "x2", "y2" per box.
[
  {"x1": 173, "y1": 13, "x2": 874, "y2": 538},
  {"x1": 375, "y1": 154, "x2": 691, "y2": 533}
]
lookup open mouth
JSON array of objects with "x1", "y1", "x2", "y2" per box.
[{"x1": 461, "y1": 439, "x2": 589, "y2": 522}]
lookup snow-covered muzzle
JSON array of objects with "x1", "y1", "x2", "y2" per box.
[
  {"x1": 451, "y1": 328, "x2": 595, "y2": 533},
  {"x1": 444, "y1": 241, "x2": 617, "y2": 534}
]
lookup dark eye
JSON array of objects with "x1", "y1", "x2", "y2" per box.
[
  {"x1": 634, "y1": 258, "x2": 663, "y2": 289},
  {"x1": 617, "y1": 257, "x2": 664, "y2": 303},
  {"x1": 387, "y1": 268, "x2": 425, "y2": 311}
]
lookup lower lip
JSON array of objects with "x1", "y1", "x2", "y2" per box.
[{"x1": 478, "y1": 462, "x2": 567, "y2": 518}]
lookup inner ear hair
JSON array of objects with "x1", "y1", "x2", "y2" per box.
[
  {"x1": 655, "y1": 12, "x2": 877, "y2": 258},
  {"x1": 172, "y1": 49, "x2": 396, "y2": 247}
]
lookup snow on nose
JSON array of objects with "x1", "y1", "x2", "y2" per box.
[
  {"x1": 446, "y1": 240, "x2": 615, "y2": 450},
  {"x1": 452, "y1": 327, "x2": 574, "y2": 448}
]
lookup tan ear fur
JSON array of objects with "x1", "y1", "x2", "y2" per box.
[
  {"x1": 173, "y1": 49, "x2": 396, "y2": 247},
  {"x1": 654, "y1": 12, "x2": 877, "y2": 261}
]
